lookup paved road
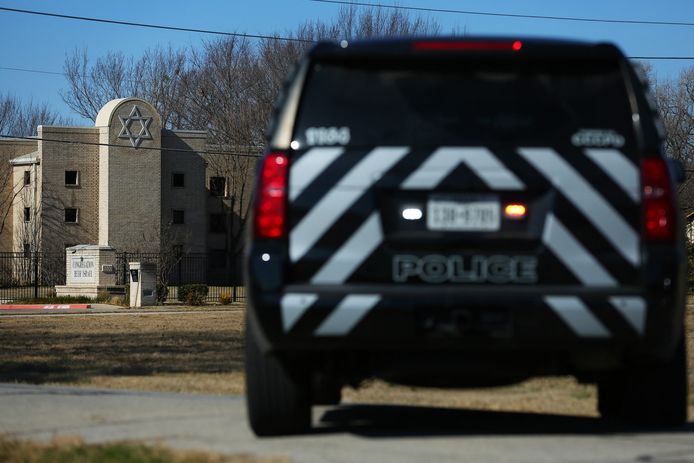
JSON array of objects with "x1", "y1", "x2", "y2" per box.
[{"x1": 2, "y1": 383, "x2": 693, "y2": 463}]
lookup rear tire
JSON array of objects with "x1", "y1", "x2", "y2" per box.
[
  {"x1": 598, "y1": 334, "x2": 688, "y2": 427},
  {"x1": 245, "y1": 316, "x2": 311, "y2": 436}
]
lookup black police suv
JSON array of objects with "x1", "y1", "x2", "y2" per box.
[{"x1": 244, "y1": 37, "x2": 688, "y2": 435}]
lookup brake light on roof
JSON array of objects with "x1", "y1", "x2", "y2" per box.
[
  {"x1": 413, "y1": 40, "x2": 522, "y2": 52},
  {"x1": 641, "y1": 157, "x2": 675, "y2": 241},
  {"x1": 504, "y1": 203, "x2": 527, "y2": 219},
  {"x1": 255, "y1": 152, "x2": 288, "y2": 239}
]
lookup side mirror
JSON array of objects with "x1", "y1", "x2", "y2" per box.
[{"x1": 667, "y1": 159, "x2": 686, "y2": 184}]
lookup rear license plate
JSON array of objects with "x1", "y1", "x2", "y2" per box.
[{"x1": 427, "y1": 197, "x2": 500, "y2": 231}]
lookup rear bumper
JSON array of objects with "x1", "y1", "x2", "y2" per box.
[{"x1": 247, "y1": 284, "x2": 685, "y2": 361}]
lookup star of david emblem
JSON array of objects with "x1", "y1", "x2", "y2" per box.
[{"x1": 117, "y1": 105, "x2": 153, "y2": 148}]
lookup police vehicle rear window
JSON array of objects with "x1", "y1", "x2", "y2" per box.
[{"x1": 293, "y1": 59, "x2": 634, "y2": 148}]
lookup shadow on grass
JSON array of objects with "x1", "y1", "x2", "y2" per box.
[
  {"x1": 0, "y1": 329, "x2": 244, "y2": 384},
  {"x1": 317, "y1": 404, "x2": 694, "y2": 437}
]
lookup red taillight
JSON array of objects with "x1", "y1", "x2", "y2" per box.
[
  {"x1": 642, "y1": 157, "x2": 675, "y2": 241},
  {"x1": 413, "y1": 40, "x2": 522, "y2": 52},
  {"x1": 255, "y1": 152, "x2": 288, "y2": 239}
]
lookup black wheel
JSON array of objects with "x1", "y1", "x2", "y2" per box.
[
  {"x1": 597, "y1": 376, "x2": 621, "y2": 419},
  {"x1": 245, "y1": 315, "x2": 311, "y2": 436},
  {"x1": 598, "y1": 333, "x2": 688, "y2": 427}
]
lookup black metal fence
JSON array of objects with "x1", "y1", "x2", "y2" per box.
[
  {"x1": 115, "y1": 252, "x2": 245, "y2": 303},
  {"x1": 0, "y1": 252, "x2": 66, "y2": 301},
  {"x1": 0, "y1": 251, "x2": 245, "y2": 303}
]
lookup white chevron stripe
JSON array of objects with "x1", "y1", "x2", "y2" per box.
[
  {"x1": 519, "y1": 148, "x2": 640, "y2": 266},
  {"x1": 289, "y1": 147, "x2": 409, "y2": 262},
  {"x1": 315, "y1": 294, "x2": 381, "y2": 336},
  {"x1": 544, "y1": 296, "x2": 610, "y2": 338},
  {"x1": 609, "y1": 296, "x2": 647, "y2": 335},
  {"x1": 280, "y1": 293, "x2": 318, "y2": 332},
  {"x1": 584, "y1": 149, "x2": 640, "y2": 202},
  {"x1": 543, "y1": 214, "x2": 617, "y2": 287},
  {"x1": 289, "y1": 147, "x2": 344, "y2": 202},
  {"x1": 311, "y1": 212, "x2": 382, "y2": 284},
  {"x1": 402, "y1": 147, "x2": 525, "y2": 190}
]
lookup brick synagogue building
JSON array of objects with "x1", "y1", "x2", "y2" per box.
[{"x1": 0, "y1": 98, "x2": 250, "y2": 282}]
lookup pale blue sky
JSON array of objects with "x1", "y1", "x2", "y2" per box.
[{"x1": 1, "y1": 0, "x2": 693, "y2": 125}]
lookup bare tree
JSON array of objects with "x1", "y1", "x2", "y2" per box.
[
  {"x1": 0, "y1": 94, "x2": 67, "y2": 244},
  {"x1": 0, "y1": 163, "x2": 22, "y2": 238},
  {"x1": 61, "y1": 4, "x2": 442, "y2": 130},
  {"x1": 16, "y1": 182, "x2": 41, "y2": 253},
  {"x1": 178, "y1": 6, "x2": 442, "y2": 262},
  {"x1": 653, "y1": 66, "x2": 694, "y2": 212},
  {"x1": 135, "y1": 46, "x2": 188, "y2": 128},
  {"x1": 0, "y1": 94, "x2": 18, "y2": 135},
  {"x1": 330, "y1": 4, "x2": 441, "y2": 39},
  {"x1": 172, "y1": 36, "x2": 263, "y2": 263},
  {"x1": 61, "y1": 50, "x2": 136, "y2": 122},
  {"x1": 14, "y1": 101, "x2": 69, "y2": 137},
  {"x1": 0, "y1": 93, "x2": 67, "y2": 136},
  {"x1": 61, "y1": 48, "x2": 186, "y2": 127}
]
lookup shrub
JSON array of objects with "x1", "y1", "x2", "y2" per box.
[
  {"x1": 219, "y1": 292, "x2": 232, "y2": 305},
  {"x1": 95, "y1": 291, "x2": 111, "y2": 303},
  {"x1": 177, "y1": 284, "x2": 208, "y2": 305},
  {"x1": 156, "y1": 283, "x2": 169, "y2": 303},
  {"x1": 109, "y1": 296, "x2": 127, "y2": 306}
]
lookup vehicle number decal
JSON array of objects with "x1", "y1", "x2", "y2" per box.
[
  {"x1": 571, "y1": 129, "x2": 625, "y2": 148},
  {"x1": 305, "y1": 127, "x2": 351, "y2": 146}
]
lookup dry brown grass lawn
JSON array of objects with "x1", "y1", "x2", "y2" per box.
[
  {"x1": 0, "y1": 311, "x2": 245, "y2": 393},
  {"x1": 0, "y1": 307, "x2": 692, "y2": 418},
  {"x1": 0, "y1": 435, "x2": 289, "y2": 463}
]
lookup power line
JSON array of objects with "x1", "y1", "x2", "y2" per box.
[
  {"x1": 0, "y1": 6, "x2": 691, "y2": 65},
  {"x1": 0, "y1": 134, "x2": 261, "y2": 158},
  {"x1": 311, "y1": 0, "x2": 694, "y2": 27},
  {"x1": 0, "y1": 66, "x2": 64, "y2": 77},
  {"x1": 628, "y1": 57, "x2": 694, "y2": 60},
  {"x1": 0, "y1": 6, "x2": 313, "y2": 43},
  {"x1": 0, "y1": 66, "x2": 154, "y2": 84}
]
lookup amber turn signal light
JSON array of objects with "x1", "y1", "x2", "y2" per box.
[{"x1": 504, "y1": 204, "x2": 527, "y2": 219}]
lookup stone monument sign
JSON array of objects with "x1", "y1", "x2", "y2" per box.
[{"x1": 55, "y1": 245, "x2": 118, "y2": 299}]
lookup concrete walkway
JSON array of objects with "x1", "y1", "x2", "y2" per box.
[{"x1": 1, "y1": 383, "x2": 693, "y2": 463}]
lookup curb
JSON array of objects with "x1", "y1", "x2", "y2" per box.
[{"x1": 0, "y1": 304, "x2": 91, "y2": 310}]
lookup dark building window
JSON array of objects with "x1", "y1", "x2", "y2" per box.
[
  {"x1": 210, "y1": 176, "x2": 226, "y2": 197},
  {"x1": 23, "y1": 207, "x2": 31, "y2": 222},
  {"x1": 65, "y1": 170, "x2": 79, "y2": 186},
  {"x1": 65, "y1": 208, "x2": 78, "y2": 223},
  {"x1": 23, "y1": 171, "x2": 30, "y2": 186},
  {"x1": 209, "y1": 213, "x2": 226, "y2": 233},
  {"x1": 23, "y1": 243, "x2": 31, "y2": 258},
  {"x1": 172, "y1": 173, "x2": 185, "y2": 188},
  {"x1": 172, "y1": 209, "x2": 185, "y2": 225}
]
